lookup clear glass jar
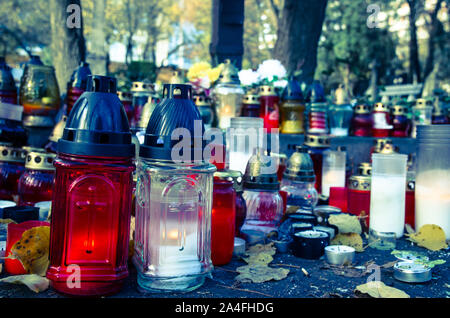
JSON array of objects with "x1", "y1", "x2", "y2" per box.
[
  {"x1": 18, "y1": 151, "x2": 55, "y2": 206},
  {"x1": 134, "y1": 159, "x2": 215, "y2": 292},
  {"x1": 241, "y1": 190, "x2": 284, "y2": 234},
  {"x1": 19, "y1": 64, "x2": 60, "y2": 117},
  {"x1": 212, "y1": 60, "x2": 244, "y2": 130},
  {"x1": 281, "y1": 179, "x2": 318, "y2": 209}
]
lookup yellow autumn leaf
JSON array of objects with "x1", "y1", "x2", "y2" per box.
[
  {"x1": 10, "y1": 226, "x2": 50, "y2": 276},
  {"x1": 0, "y1": 274, "x2": 49, "y2": 293},
  {"x1": 328, "y1": 214, "x2": 362, "y2": 234},
  {"x1": 187, "y1": 61, "x2": 212, "y2": 81},
  {"x1": 236, "y1": 265, "x2": 289, "y2": 283},
  {"x1": 331, "y1": 233, "x2": 364, "y2": 252},
  {"x1": 355, "y1": 281, "x2": 410, "y2": 298},
  {"x1": 407, "y1": 224, "x2": 448, "y2": 251}
]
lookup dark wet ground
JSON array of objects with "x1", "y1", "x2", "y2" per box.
[{"x1": 0, "y1": 238, "x2": 448, "y2": 299}]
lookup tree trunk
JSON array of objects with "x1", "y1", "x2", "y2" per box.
[
  {"x1": 407, "y1": 0, "x2": 421, "y2": 83},
  {"x1": 50, "y1": 0, "x2": 86, "y2": 94},
  {"x1": 272, "y1": 0, "x2": 328, "y2": 84},
  {"x1": 423, "y1": 0, "x2": 443, "y2": 82},
  {"x1": 87, "y1": 0, "x2": 107, "y2": 75}
]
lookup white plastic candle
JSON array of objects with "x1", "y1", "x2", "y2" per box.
[
  {"x1": 415, "y1": 169, "x2": 450, "y2": 239},
  {"x1": 369, "y1": 153, "x2": 407, "y2": 238}
]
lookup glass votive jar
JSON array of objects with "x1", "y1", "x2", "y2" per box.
[
  {"x1": 304, "y1": 134, "x2": 331, "y2": 195},
  {"x1": 305, "y1": 102, "x2": 329, "y2": 134},
  {"x1": 241, "y1": 150, "x2": 284, "y2": 235},
  {"x1": 18, "y1": 151, "x2": 55, "y2": 206},
  {"x1": 369, "y1": 153, "x2": 408, "y2": 239},
  {"x1": 321, "y1": 150, "x2": 346, "y2": 197},
  {"x1": 0, "y1": 143, "x2": 26, "y2": 201},
  {"x1": 258, "y1": 85, "x2": 280, "y2": 130},
  {"x1": 212, "y1": 171, "x2": 236, "y2": 265},
  {"x1": 130, "y1": 81, "x2": 155, "y2": 129},
  {"x1": 280, "y1": 79, "x2": 305, "y2": 134},
  {"x1": 281, "y1": 146, "x2": 318, "y2": 210},
  {"x1": 19, "y1": 64, "x2": 60, "y2": 117},
  {"x1": 241, "y1": 92, "x2": 261, "y2": 118},
  {"x1": 390, "y1": 105, "x2": 410, "y2": 137},
  {"x1": 372, "y1": 102, "x2": 392, "y2": 137},
  {"x1": 411, "y1": 99, "x2": 433, "y2": 138},
  {"x1": 350, "y1": 104, "x2": 373, "y2": 137},
  {"x1": 118, "y1": 91, "x2": 134, "y2": 124}
]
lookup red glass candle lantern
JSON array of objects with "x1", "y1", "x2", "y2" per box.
[
  {"x1": 390, "y1": 105, "x2": 410, "y2": 137},
  {"x1": 212, "y1": 171, "x2": 236, "y2": 265},
  {"x1": 372, "y1": 102, "x2": 392, "y2": 137},
  {"x1": 118, "y1": 91, "x2": 134, "y2": 124},
  {"x1": 258, "y1": 85, "x2": 280, "y2": 130},
  {"x1": 347, "y1": 163, "x2": 371, "y2": 227},
  {"x1": 0, "y1": 143, "x2": 26, "y2": 201},
  {"x1": 350, "y1": 104, "x2": 373, "y2": 137},
  {"x1": 304, "y1": 134, "x2": 330, "y2": 195},
  {"x1": 329, "y1": 187, "x2": 348, "y2": 212},
  {"x1": 66, "y1": 62, "x2": 91, "y2": 115},
  {"x1": 5, "y1": 220, "x2": 48, "y2": 275},
  {"x1": 18, "y1": 151, "x2": 55, "y2": 206},
  {"x1": 405, "y1": 176, "x2": 415, "y2": 229},
  {"x1": 0, "y1": 57, "x2": 17, "y2": 104},
  {"x1": 241, "y1": 91, "x2": 261, "y2": 118},
  {"x1": 47, "y1": 75, "x2": 135, "y2": 296}
]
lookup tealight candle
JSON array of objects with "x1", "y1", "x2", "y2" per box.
[{"x1": 324, "y1": 245, "x2": 355, "y2": 265}]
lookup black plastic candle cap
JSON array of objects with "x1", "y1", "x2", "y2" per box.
[{"x1": 57, "y1": 75, "x2": 134, "y2": 158}]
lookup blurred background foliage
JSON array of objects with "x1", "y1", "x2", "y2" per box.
[{"x1": 0, "y1": 0, "x2": 448, "y2": 95}]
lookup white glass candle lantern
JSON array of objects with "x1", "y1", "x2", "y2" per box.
[
  {"x1": 134, "y1": 84, "x2": 216, "y2": 293},
  {"x1": 321, "y1": 150, "x2": 346, "y2": 197},
  {"x1": 369, "y1": 153, "x2": 408, "y2": 238},
  {"x1": 226, "y1": 117, "x2": 264, "y2": 175},
  {"x1": 212, "y1": 60, "x2": 244, "y2": 130}
]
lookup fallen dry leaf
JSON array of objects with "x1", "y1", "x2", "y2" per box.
[
  {"x1": 329, "y1": 214, "x2": 362, "y2": 235},
  {"x1": 331, "y1": 233, "x2": 364, "y2": 252},
  {"x1": 246, "y1": 243, "x2": 276, "y2": 256},
  {"x1": 355, "y1": 281, "x2": 409, "y2": 298},
  {"x1": 10, "y1": 226, "x2": 50, "y2": 276},
  {"x1": 0, "y1": 274, "x2": 49, "y2": 293},
  {"x1": 236, "y1": 265, "x2": 289, "y2": 283},
  {"x1": 406, "y1": 224, "x2": 448, "y2": 251}
]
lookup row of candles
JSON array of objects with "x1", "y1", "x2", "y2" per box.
[{"x1": 0, "y1": 57, "x2": 449, "y2": 296}]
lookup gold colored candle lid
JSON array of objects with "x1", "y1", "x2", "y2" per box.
[
  {"x1": 373, "y1": 138, "x2": 391, "y2": 153},
  {"x1": 415, "y1": 98, "x2": 433, "y2": 108},
  {"x1": 131, "y1": 81, "x2": 155, "y2": 93},
  {"x1": 348, "y1": 175, "x2": 371, "y2": 191},
  {"x1": 25, "y1": 151, "x2": 56, "y2": 171},
  {"x1": 258, "y1": 85, "x2": 277, "y2": 97},
  {"x1": 243, "y1": 94, "x2": 260, "y2": 104},
  {"x1": 118, "y1": 91, "x2": 133, "y2": 101},
  {"x1": 0, "y1": 144, "x2": 26, "y2": 163},
  {"x1": 354, "y1": 104, "x2": 371, "y2": 114},
  {"x1": 193, "y1": 94, "x2": 211, "y2": 107},
  {"x1": 217, "y1": 59, "x2": 240, "y2": 85},
  {"x1": 373, "y1": 102, "x2": 388, "y2": 112},
  {"x1": 304, "y1": 134, "x2": 330, "y2": 148},
  {"x1": 22, "y1": 146, "x2": 44, "y2": 154},
  {"x1": 48, "y1": 115, "x2": 67, "y2": 142},
  {"x1": 169, "y1": 71, "x2": 185, "y2": 84},
  {"x1": 357, "y1": 162, "x2": 372, "y2": 176},
  {"x1": 391, "y1": 105, "x2": 407, "y2": 116},
  {"x1": 379, "y1": 142, "x2": 398, "y2": 154}
]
